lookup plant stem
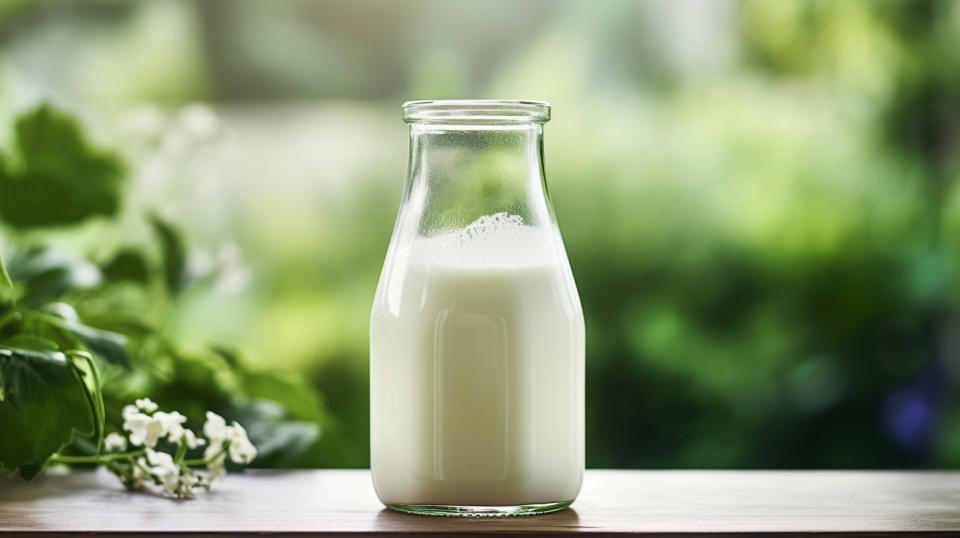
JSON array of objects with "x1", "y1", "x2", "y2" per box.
[
  {"x1": 183, "y1": 445, "x2": 226, "y2": 466},
  {"x1": 50, "y1": 449, "x2": 145, "y2": 464}
]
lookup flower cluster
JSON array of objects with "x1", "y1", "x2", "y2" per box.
[
  {"x1": 200, "y1": 411, "x2": 256, "y2": 479},
  {"x1": 99, "y1": 398, "x2": 257, "y2": 498}
]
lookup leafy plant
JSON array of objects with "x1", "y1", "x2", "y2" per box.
[
  {"x1": 0, "y1": 248, "x2": 118, "y2": 478},
  {"x1": 0, "y1": 105, "x2": 125, "y2": 229},
  {"x1": 0, "y1": 103, "x2": 327, "y2": 481}
]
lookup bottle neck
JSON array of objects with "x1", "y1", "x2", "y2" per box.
[{"x1": 402, "y1": 123, "x2": 552, "y2": 238}]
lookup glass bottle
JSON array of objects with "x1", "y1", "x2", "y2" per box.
[{"x1": 370, "y1": 100, "x2": 584, "y2": 517}]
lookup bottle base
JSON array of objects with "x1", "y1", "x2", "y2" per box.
[{"x1": 385, "y1": 500, "x2": 572, "y2": 517}]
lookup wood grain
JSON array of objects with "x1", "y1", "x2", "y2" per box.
[{"x1": 1, "y1": 470, "x2": 959, "y2": 536}]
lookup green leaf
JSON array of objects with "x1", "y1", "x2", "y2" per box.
[
  {"x1": 214, "y1": 346, "x2": 330, "y2": 425},
  {"x1": 17, "y1": 311, "x2": 131, "y2": 369},
  {"x1": 150, "y1": 215, "x2": 187, "y2": 295},
  {"x1": 74, "y1": 313, "x2": 154, "y2": 342},
  {"x1": 0, "y1": 250, "x2": 12, "y2": 291},
  {"x1": 6, "y1": 247, "x2": 102, "y2": 306},
  {"x1": 230, "y1": 400, "x2": 319, "y2": 467},
  {"x1": 0, "y1": 345, "x2": 97, "y2": 478},
  {"x1": 237, "y1": 366, "x2": 329, "y2": 425},
  {"x1": 211, "y1": 345, "x2": 239, "y2": 368},
  {"x1": 66, "y1": 351, "x2": 105, "y2": 453},
  {"x1": 101, "y1": 248, "x2": 150, "y2": 284},
  {"x1": 0, "y1": 104, "x2": 126, "y2": 229},
  {"x1": 1, "y1": 334, "x2": 60, "y2": 351},
  {"x1": 50, "y1": 316, "x2": 131, "y2": 368}
]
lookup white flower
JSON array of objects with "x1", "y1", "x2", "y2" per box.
[
  {"x1": 226, "y1": 422, "x2": 257, "y2": 464},
  {"x1": 154, "y1": 411, "x2": 187, "y2": 443},
  {"x1": 145, "y1": 448, "x2": 180, "y2": 496},
  {"x1": 122, "y1": 402, "x2": 198, "y2": 449},
  {"x1": 175, "y1": 473, "x2": 197, "y2": 499},
  {"x1": 122, "y1": 404, "x2": 139, "y2": 421},
  {"x1": 135, "y1": 398, "x2": 159, "y2": 413},
  {"x1": 182, "y1": 428, "x2": 204, "y2": 449},
  {"x1": 107, "y1": 401, "x2": 257, "y2": 497},
  {"x1": 203, "y1": 411, "x2": 227, "y2": 443},
  {"x1": 104, "y1": 432, "x2": 127, "y2": 452},
  {"x1": 145, "y1": 448, "x2": 176, "y2": 470},
  {"x1": 124, "y1": 412, "x2": 164, "y2": 448}
]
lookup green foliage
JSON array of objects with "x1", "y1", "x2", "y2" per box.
[
  {"x1": 6, "y1": 247, "x2": 103, "y2": 307},
  {"x1": 0, "y1": 233, "x2": 121, "y2": 477},
  {"x1": 0, "y1": 345, "x2": 100, "y2": 479},
  {"x1": 0, "y1": 245, "x2": 118, "y2": 476},
  {"x1": 151, "y1": 215, "x2": 188, "y2": 295},
  {"x1": 0, "y1": 247, "x2": 133, "y2": 372},
  {"x1": 0, "y1": 105, "x2": 125, "y2": 229},
  {"x1": 101, "y1": 248, "x2": 150, "y2": 284},
  {"x1": 0, "y1": 103, "x2": 331, "y2": 478},
  {"x1": 0, "y1": 251, "x2": 12, "y2": 291},
  {"x1": 47, "y1": 315, "x2": 131, "y2": 369}
]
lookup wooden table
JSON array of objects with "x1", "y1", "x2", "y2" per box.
[{"x1": 1, "y1": 470, "x2": 958, "y2": 536}]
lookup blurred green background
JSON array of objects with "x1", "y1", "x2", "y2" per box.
[{"x1": 1, "y1": 0, "x2": 958, "y2": 469}]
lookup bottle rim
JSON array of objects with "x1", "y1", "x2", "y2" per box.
[{"x1": 402, "y1": 99, "x2": 550, "y2": 124}]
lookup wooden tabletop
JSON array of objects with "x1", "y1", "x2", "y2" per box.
[{"x1": 1, "y1": 469, "x2": 959, "y2": 536}]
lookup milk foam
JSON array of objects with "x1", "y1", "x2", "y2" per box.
[{"x1": 410, "y1": 212, "x2": 552, "y2": 267}]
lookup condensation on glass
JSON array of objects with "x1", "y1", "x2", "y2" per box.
[{"x1": 370, "y1": 100, "x2": 584, "y2": 517}]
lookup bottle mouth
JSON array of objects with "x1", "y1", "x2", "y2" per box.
[{"x1": 402, "y1": 99, "x2": 550, "y2": 124}]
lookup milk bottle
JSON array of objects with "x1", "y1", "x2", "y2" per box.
[{"x1": 370, "y1": 101, "x2": 584, "y2": 516}]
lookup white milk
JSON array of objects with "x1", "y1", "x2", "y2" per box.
[{"x1": 370, "y1": 214, "x2": 584, "y2": 507}]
